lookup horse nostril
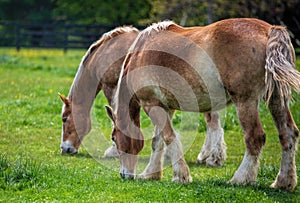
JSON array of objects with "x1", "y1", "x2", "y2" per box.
[
  {"x1": 61, "y1": 142, "x2": 78, "y2": 154},
  {"x1": 61, "y1": 146, "x2": 71, "y2": 154},
  {"x1": 128, "y1": 174, "x2": 135, "y2": 179},
  {"x1": 66, "y1": 147, "x2": 72, "y2": 153},
  {"x1": 120, "y1": 172, "x2": 125, "y2": 179}
]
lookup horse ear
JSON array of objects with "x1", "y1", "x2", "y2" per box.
[
  {"x1": 105, "y1": 105, "x2": 115, "y2": 123},
  {"x1": 58, "y1": 93, "x2": 70, "y2": 106}
]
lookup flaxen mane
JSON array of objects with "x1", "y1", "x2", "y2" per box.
[
  {"x1": 143, "y1": 21, "x2": 175, "y2": 36},
  {"x1": 128, "y1": 21, "x2": 175, "y2": 53},
  {"x1": 82, "y1": 26, "x2": 139, "y2": 66},
  {"x1": 69, "y1": 26, "x2": 139, "y2": 97}
]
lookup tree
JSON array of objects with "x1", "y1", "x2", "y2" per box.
[
  {"x1": 53, "y1": 0, "x2": 152, "y2": 25},
  {"x1": 148, "y1": 0, "x2": 299, "y2": 26},
  {"x1": 148, "y1": 0, "x2": 300, "y2": 46},
  {"x1": 0, "y1": 0, "x2": 152, "y2": 25},
  {"x1": 0, "y1": 0, "x2": 299, "y2": 46},
  {"x1": 147, "y1": 0, "x2": 208, "y2": 26},
  {"x1": 0, "y1": 0, "x2": 56, "y2": 23}
]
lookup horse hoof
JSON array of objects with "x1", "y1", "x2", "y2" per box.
[
  {"x1": 196, "y1": 158, "x2": 206, "y2": 165},
  {"x1": 196, "y1": 153, "x2": 208, "y2": 164},
  {"x1": 197, "y1": 153, "x2": 225, "y2": 167},
  {"x1": 172, "y1": 175, "x2": 193, "y2": 183},
  {"x1": 103, "y1": 145, "x2": 119, "y2": 158},
  {"x1": 137, "y1": 172, "x2": 162, "y2": 180},
  {"x1": 270, "y1": 178, "x2": 297, "y2": 191},
  {"x1": 206, "y1": 161, "x2": 221, "y2": 167},
  {"x1": 228, "y1": 176, "x2": 256, "y2": 186}
]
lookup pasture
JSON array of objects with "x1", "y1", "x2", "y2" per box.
[{"x1": 0, "y1": 48, "x2": 299, "y2": 202}]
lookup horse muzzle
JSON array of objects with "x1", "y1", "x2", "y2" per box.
[
  {"x1": 120, "y1": 167, "x2": 135, "y2": 179},
  {"x1": 61, "y1": 141, "x2": 78, "y2": 154},
  {"x1": 119, "y1": 153, "x2": 138, "y2": 179}
]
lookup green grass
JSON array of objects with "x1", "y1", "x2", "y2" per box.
[
  {"x1": 295, "y1": 48, "x2": 300, "y2": 56},
  {"x1": 0, "y1": 48, "x2": 300, "y2": 202}
]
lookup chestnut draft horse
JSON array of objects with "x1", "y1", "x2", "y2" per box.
[
  {"x1": 106, "y1": 18, "x2": 300, "y2": 191},
  {"x1": 59, "y1": 26, "x2": 139, "y2": 154},
  {"x1": 59, "y1": 26, "x2": 226, "y2": 167}
]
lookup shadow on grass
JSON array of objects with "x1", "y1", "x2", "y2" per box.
[
  {"x1": 60, "y1": 152, "x2": 93, "y2": 159},
  {"x1": 171, "y1": 160, "x2": 299, "y2": 201},
  {"x1": 188, "y1": 175, "x2": 300, "y2": 202}
]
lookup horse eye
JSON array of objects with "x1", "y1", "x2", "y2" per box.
[{"x1": 62, "y1": 117, "x2": 67, "y2": 123}]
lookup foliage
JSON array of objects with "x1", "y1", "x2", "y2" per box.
[
  {"x1": 146, "y1": 0, "x2": 208, "y2": 25},
  {"x1": 0, "y1": 0, "x2": 299, "y2": 46},
  {"x1": 0, "y1": 0, "x2": 56, "y2": 23},
  {"x1": 0, "y1": 0, "x2": 152, "y2": 25},
  {"x1": 53, "y1": 0, "x2": 152, "y2": 25},
  {"x1": 148, "y1": 0, "x2": 300, "y2": 26},
  {"x1": 0, "y1": 0, "x2": 299, "y2": 26},
  {"x1": 146, "y1": 0, "x2": 300, "y2": 46},
  {"x1": 0, "y1": 48, "x2": 299, "y2": 202}
]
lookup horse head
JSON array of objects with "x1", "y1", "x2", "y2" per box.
[
  {"x1": 105, "y1": 105, "x2": 144, "y2": 179},
  {"x1": 59, "y1": 93, "x2": 91, "y2": 154}
]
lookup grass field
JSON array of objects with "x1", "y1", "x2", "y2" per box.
[{"x1": 0, "y1": 48, "x2": 300, "y2": 202}]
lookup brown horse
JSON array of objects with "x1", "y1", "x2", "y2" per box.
[
  {"x1": 59, "y1": 26, "x2": 226, "y2": 168},
  {"x1": 59, "y1": 26, "x2": 139, "y2": 154},
  {"x1": 106, "y1": 18, "x2": 300, "y2": 190}
]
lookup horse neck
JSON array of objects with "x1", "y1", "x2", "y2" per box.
[
  {"x1": 68, "y1": 62, "x2": 99, "y2": 118},
  {"x1": 115, "y1": 81, "x2": 141, "y2": 135},
  {"x1": 68, "y1": 39, "x2": 111, "y2": 117},
  {"x1": 73, "y1": 31, "x2": 138, "y2": 109}
]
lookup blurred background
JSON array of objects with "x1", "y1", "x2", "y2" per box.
[{"x1": 0, "y1": 0, "x2": 299, "y2": 51}]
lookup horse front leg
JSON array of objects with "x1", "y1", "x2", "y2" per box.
[
  {"x1": 148, "y1": 106, "x2": 192, "y2": 183},
  {"x1": 230, "y1": 100, "x2": 266, "y2": 185},
  {"x1": 197, "y1": 112, "x2": 226, "y2": 167},
  {"x1": 138, "y1": 109, "x2": 175, "y2": 180},
  {"x1": 268, "y1": 93, "x2": 299, "y2": 191},
  {"x1": 138, "y1": 126, "x2": 166, "y2": 180}
]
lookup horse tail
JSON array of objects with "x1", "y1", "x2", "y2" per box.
[{"x1": 264, "y1": 26, "x2": 300, "y2": 106}]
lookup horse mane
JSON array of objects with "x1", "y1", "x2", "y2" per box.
[
  {"x1": 128, "y1": 20, "x2": 176, "y2": 53},
  {"x1": 143, "y1": 20, "x2": 176, "y2": 35},
  {"x1": 82, "y1": 26, "x2": 139, "y2": 66},
  {"x1": 68, "y1": 26, "x2": 139, "y2": 98}
]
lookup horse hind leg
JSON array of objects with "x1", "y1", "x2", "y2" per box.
[
  {"x1": 268, "y1": 93, "x2": 299, "y2": 191},
  {"x1": 230, "y1": 100, "x2": 266, "y2": 185},
  {"x1": 197, "y1": 112, "x2": 226, "y2": 167},
  {"x1": 103, "y1": 143, "x2": 119, "y2": 158}
]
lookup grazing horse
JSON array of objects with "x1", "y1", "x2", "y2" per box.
[
  {"x1": 59, "y1": 26, "x2": 226, "y2": 167},
  {"x1": 106, "y1": 18, "x2": 300, "y2": 190},
  {"x1": 59, "y1": 26, "x2": 139, "y2": 154}
]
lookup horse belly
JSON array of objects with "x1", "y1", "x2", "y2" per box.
[
  {"x1": 137, "y1": 86, "x2": 229, "y2": 113},
  {"x1": 130, "y1": 66, "x2": 230, "y2": 113}
]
